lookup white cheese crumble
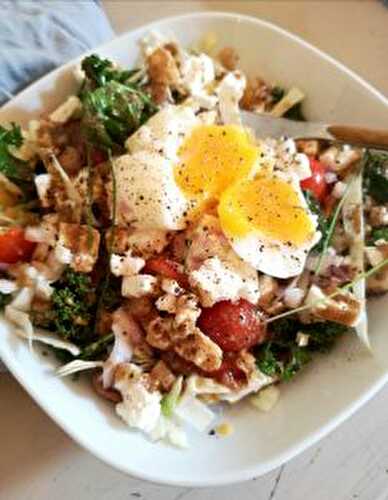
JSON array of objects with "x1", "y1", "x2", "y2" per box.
[
  {"x1": 189, "y1": 255, "x2": 259, "y2": 307},
  {"x1": 34, "y1": 174, "x2": 52, "y2": 207},
  {"x1": 216, "y1": 71, "x2": 246, "y2": 125},
  {"x1": 110, "y1": 251, "x2": 145, "y2": 277},
  {"x1": 114, "y1": 364, "x2": 161, "y2": 434}
]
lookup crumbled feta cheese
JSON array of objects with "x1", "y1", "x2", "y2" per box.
[
  {"x1": 189, "y1": 255, "x2": 259, "y2": 307},
  {"x1": 114, "y1": 363, "x2": 161, "y2": 434},
  {"x1": 34, "y1": 174, "x2": 52, "y2": 207},
  {"x1": 294, "y1": 153, "x2": 311, "y2": 180},
  {"x1": 49, "y1": 96, "x2": 82, "y2": 124},
  {"x1": 121, "y1": 274, "x2": 158, "y2": 298},
  {"x1": 181, "y1": 53, "x2": 215, "y2": 94},
  {"x1": 110, "y1": 251, "x2": 145, "y2": 277},
  {"x1": 283, "y1": 286, "x2": 305, "y2": 308},
  {"x1": 217, "y1": 71, "x2": 246, "y2": 125},
  {"x1": 0, "y1": 279, "x2": 18, "y2": 294},
  {"x1": 54, "y1": 243, "x2": 73, "y2": 265}
]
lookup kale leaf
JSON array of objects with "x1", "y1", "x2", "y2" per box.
[
  {"x1": 256, "y1": 318, "x2": 349, "y2": 381},
  {"x1": 80, "y1": 54, "x2": 157, "y2": 150},
  {"x1": 0, "y1": 124, "x2": 34, "y2": 196},
  {"x1": 81, "y1": 54, "x2": 139, "y2": 90},
  {"x1": 363, "y1": 150, "x2": 388, "y2": 204},
  {"x1": 304, "y1": 190, "x2": 330, "y2": 252}
]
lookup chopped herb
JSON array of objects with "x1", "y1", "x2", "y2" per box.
[
  {"x1": 0, "y1": 292, "x2": 12, "y2": 311},
  {"x1": 363, "y1": 150, "x2": 388, "y2": 204},
  {"x1": 0, "y1": 123, "x2": 35, "y2": 199},
  {"x1": 369, "y1": 227, "x2": 388, "y2": 244},
  {"x1": 256, "y1": 318, "x2": 349, "y2": 381},
  {"x1": 50, "y1": 268, "x2": 97, "y2": 345},
  {"x1": 304, "y1": 190, "x2": 330, "y2": 252}
]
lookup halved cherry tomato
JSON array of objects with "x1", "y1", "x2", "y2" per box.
[
  {"x1": 0, "y1": 227, "x2": 36, "y2": 264},
  {"x1": 198, "y1": 299, "x2": 266, "y2": 352},
  {"x1": 209, "y1": 355, "x2": 246, "y2": 388},
  {"x1": 301, "y1": 158, "x2": 328, "y2": 203},
  {"x1": 323, "y1": 194, "x2": 337, "y2": 217},
  {"x1": 90, "y1": 148, "x2": 107, "y2": 166},
  {"x1": 143, "y1": 256, "x2": 189, "y2": 288}
]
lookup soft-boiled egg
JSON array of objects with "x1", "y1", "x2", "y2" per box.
[{"x1": 218, "y1": 170, "x2": 320, "y2": 278}]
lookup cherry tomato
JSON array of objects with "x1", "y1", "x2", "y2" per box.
[
  {"x1": 90, "y1": 148, "x2": 107, "y2": 166},
  {"x1": 143, "y1": 256, "x2": 189, "y2": 288},
  {"x1": 198, "y1": 299, "x2": 266, "y2": 352},
  {"x1": 323, "y1": 194, "x2": 337, "y2": 217},
  {"x1": 210, "y1": 355, "x2": 246, "y2": 388},
  {"x1": 300, "y1": 158, "x2": 328, "y2": 203},
  {"x1": 0, "y1": 227, "x2": 36, "y2": 264}
]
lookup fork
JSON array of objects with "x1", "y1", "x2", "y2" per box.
[{"x1": 241, "y1": 111, "x2": 388, "y2": 151}]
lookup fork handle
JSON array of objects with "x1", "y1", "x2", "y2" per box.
[{"x1": 327, "y1": 125, "x2": 388, "y2": 151}]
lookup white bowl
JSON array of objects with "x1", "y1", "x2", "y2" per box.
[{"x1": 1, "y1": 12, "x2": 388, "y2": 487}]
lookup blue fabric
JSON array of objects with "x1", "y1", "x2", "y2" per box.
[{"x1": 0, "y1": 0, "x2": 114, "y2": 105}]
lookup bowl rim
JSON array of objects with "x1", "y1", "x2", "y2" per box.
[{"x1": 1, "y1": 10, "x2": 388, "y2": 487}]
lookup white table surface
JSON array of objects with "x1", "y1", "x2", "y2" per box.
[{"x1": 2, "y1": 1, "x2": 388, "y2": 499}]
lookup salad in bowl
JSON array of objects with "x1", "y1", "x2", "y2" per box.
[{"x1": 1, "y1": 31, "x2": 387, "y2": 448}]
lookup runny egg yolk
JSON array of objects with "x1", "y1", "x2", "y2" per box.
[
  {"x1": 175, "y1": 124, "x2": 259, "y2": 201},
  {"x1": 218, "y1": 174, "x2": 315, "y2": 245}
]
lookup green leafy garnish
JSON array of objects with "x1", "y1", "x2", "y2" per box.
[
  {"x1": 363, "y1": 150, "x2": 388, "y2": 203},
  {"x1": 81, "y1": 54, "x2": 140, "y2": 90},
  {"x1": 0, "y1": 292, "x2": 12, "y2": 311},
  {"x1": 369, "y1": 227, "x2": 388, "y2": 244},
  {"x1": 0, "y1": 124, "x2": 34, "y2": 197},
  {"x1": 256, "y1": 318, "x2": 349, "y2": 381},
  {"x1": 80, "y1": 54, "x2": 157, "y2": 150},
  {"x1": 51, "y1": 268, "x2": 96, "y2": 345},
  {"x1": 303, "y1": 190, "x2": 330, "y2": 253}
]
